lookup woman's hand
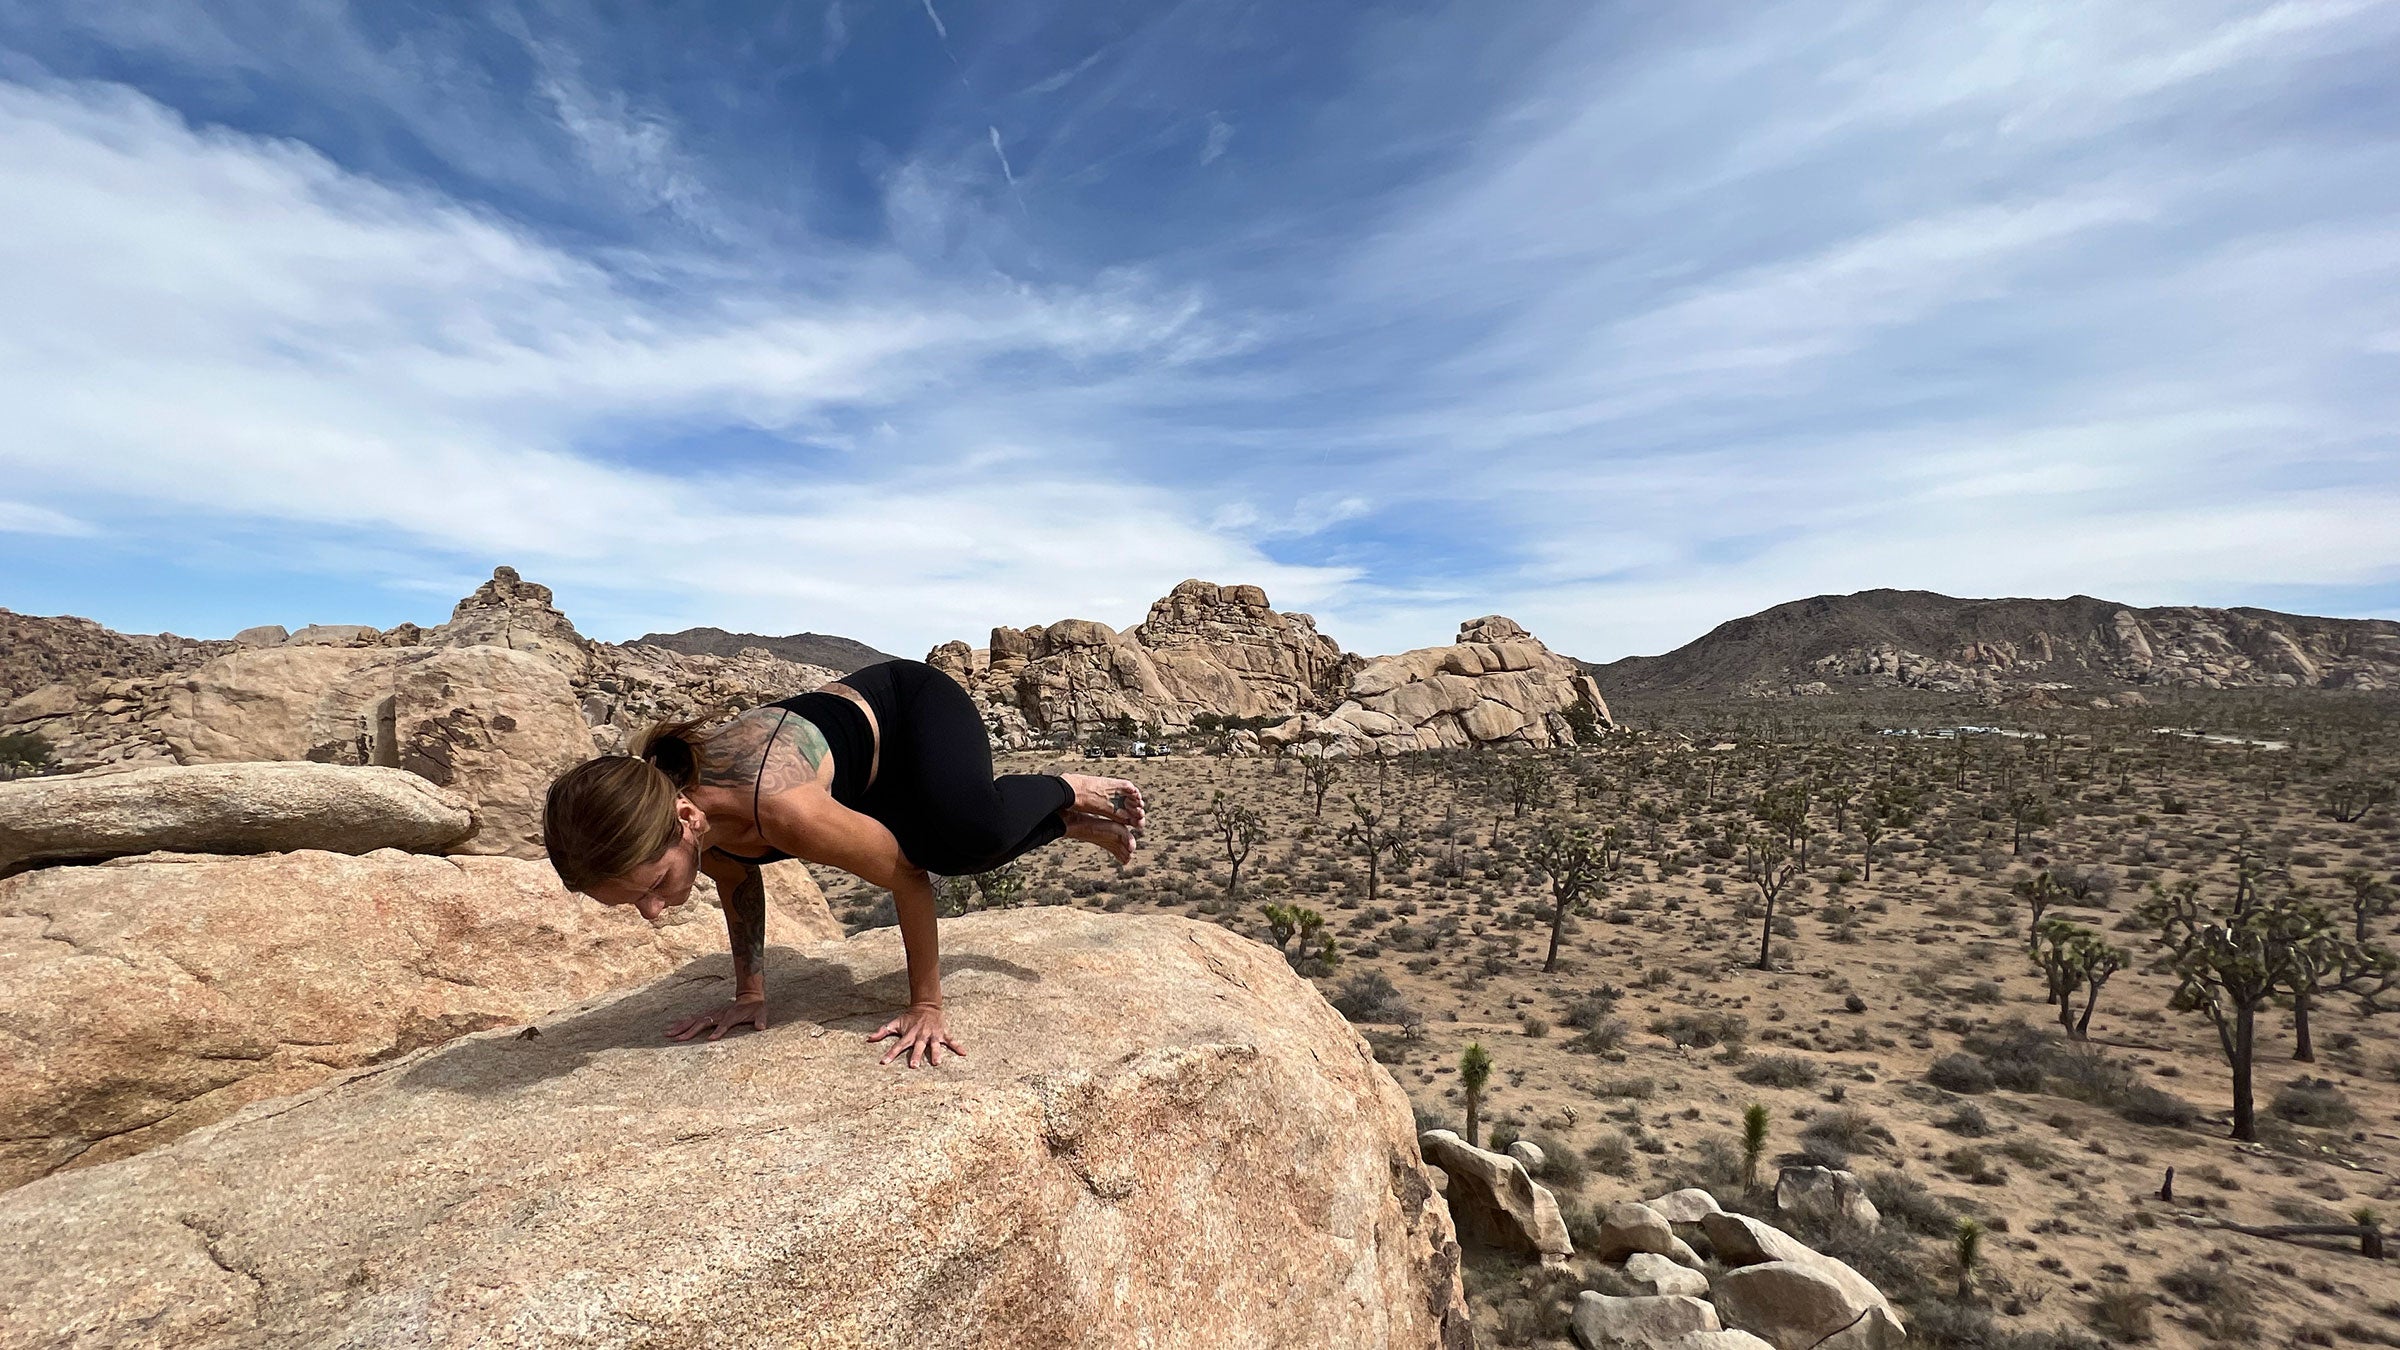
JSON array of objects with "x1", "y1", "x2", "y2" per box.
[
  {"x1": 867, "y1": 1002, "x2": 966, "y2": 1067},
  {"x1": 665, "y1": 998, "x2": 768, "y2": 1042}
]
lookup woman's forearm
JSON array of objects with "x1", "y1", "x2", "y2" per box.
[{"x1": 890, "y1": 868, "x2": 944, "y2": 1007}]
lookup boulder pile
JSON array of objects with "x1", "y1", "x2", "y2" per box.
[
  {"x1": 1272, "y1": 615, "x2": 1615, "y2": 756},
  {"x1": 928, "y1": 579, "x2": 1355, "y2": 745},
  {"x1": 0, "y1": 909, "x2": 1473, "y2": 1349}
]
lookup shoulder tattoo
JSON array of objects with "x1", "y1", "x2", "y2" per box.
[{"x1": 696, "y1": 708, "x2": 832, "y2": 794}]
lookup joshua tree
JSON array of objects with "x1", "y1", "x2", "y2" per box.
[
  {"x1": 1500, "y1": 755, "x2": 1556, "y2": 824},
  {"x1": 1303, "y1": 756, "x2": 1341, "y2": 821},
  {"x1": 1742, "y1": 829, "x2": 1801, "y2": 971},
  {"x1": 2030, "y1": 917, "x2": 2127, "y2": 1040},
  {"x1": 2142, "y1": 879, "x2": 2392, "y2": 1141},
  {"x1": 1209, "y1": 789, "x2": 1266, "y2": 897},
  {"x1": 2337, "y1": 867, "x2": 2395, "y2": 944},
  {"x1": 1460, "y1": 1041, "x2": 1493, "y2": 1147},
  {"x1": 1858, "y1": 805, "x2": 1885, "y2": 883},
  {"x1": 2327, "y1": 779, "x2": 2391, "y2": 824},
  {"x1": 1741, "y1": 1103, "x2": 1770, "y2": 1192},
  {"x1": 1339, "y1": 793, "x2": 1415, "y2": 907},
  {"x1": 2015, "y1": 870, "x2": 2063, "y2": 951},
  {"x1": 2004, "y1": 788, "x2": 2052, "y2": 856},
  {"x1": 1954, "y1": 1219, "x2": 1985, "y2": 1301},
  {"x1": 1528, "y1": 817, "x2": 1605, "y2": 973},
  {"x1": 1258, "y1": 902, "x2": 1330, "y2": 967}
]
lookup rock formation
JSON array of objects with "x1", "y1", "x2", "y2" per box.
[
  {"x1": 928, "y1": 579, "x2": 1355, "y2": 744},
  {"x1": 0, "y1": 847, "x2": 837, "y2": 1191},
  {"x1": 1774, "y1": 1166, "x2": 1881, "y2": 1229},
  {"x1": 1289, "y1": 615, "x2": 1615, "y2": 755},
  {"x1": 0, "y1": 763, "x2": 477, "y2": 875},
  {"x1": 0, "y1": 909, "x2": 1472, "y2": 1349},
  {"x1": 1419, "y1": 1127, "x2": 1575, "y2": 1263},
  {"x1": 0, "y1": 608, "x2": 226, "y2": 707},
  {"x1": 931, "y1": 587, "x2": 1613, "y2": 756}
]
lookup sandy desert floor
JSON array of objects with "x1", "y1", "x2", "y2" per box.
[{"x1": 810, "y1": 692, "x2": 2400, "y2": 1350}]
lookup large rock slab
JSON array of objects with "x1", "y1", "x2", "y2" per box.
[
  {"x1": 1623, "y1": 1251, "x2": 1709, "y2": 1298},
  {"x1": 1713, "y1": 1262, "x2": 1905, "y2": 1350},
  {"x1": 1569, "y1": 1293, "x2": 1719, "y2": 1349},
  {"x1": 0, "y1": 910, "x2": 1471, "y2": 1349},
  {"x1": 0, "y1": 848, "x2": 838, "y2": 1190},
  {"x1": 1420, "y1": 1128, "x2": 1574, "y2": 1262},
  {"x1": 0, "y1": 763, "x2": 476, "y2": 875},
  {"x1": 1776, "y1": 1166, "x2": 1881, "y2": 1229},
  {"x1": 1701, "y1": 1213, "x2": 1903, "y2": 1350},
  {"x1": 1594, "y1": 1199, "x2": 1679, "y2": 1262}
]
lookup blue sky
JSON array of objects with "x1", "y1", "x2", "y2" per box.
[{"x1": 1, "y1": 1, "x2": 2396, "y2": 661}]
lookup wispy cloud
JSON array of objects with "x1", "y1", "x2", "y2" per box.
[{"x1": 0, "y1": 0, "x2": 2395, "y2": 661}]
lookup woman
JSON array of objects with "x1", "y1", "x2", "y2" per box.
[{"x1": 541, "y1": 658, "x2": 1146, "y2": 1069}]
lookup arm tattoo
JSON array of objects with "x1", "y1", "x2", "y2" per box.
[
  {"x1": 723, "y1": 862, "x2": 768, "y2": 990},
  {"x1": 695, "y1": 707, "x2": 831, "y2": 795}
]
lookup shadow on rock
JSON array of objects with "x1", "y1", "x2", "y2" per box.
[{"x1": 396, "y1": 944, "x2": 1043, "y2": 1096}]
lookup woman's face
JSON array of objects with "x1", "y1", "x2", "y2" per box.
[{"x1": 586, "y1": 798, "x2": 706, "y2": 921}]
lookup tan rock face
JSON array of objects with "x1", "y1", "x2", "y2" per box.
[
  {"x1": 0, "y1": 763, "x2": 477, "y2": 875},
  {"x1": 1312, "y1": 615, "x2": 1614, "y2": 756},
  {"x1": 0, "y1": 609, "x2": 226, "y2": 707},
  {"x1": 928, "y1": 579, "x2": 1358, "y2": 746},
  {"x1": 425, "y1": 565, "x2": 595, "y2": 675},
  {"x1": 0, "y1": 909, "x2": 1470, "y2": 1350},
  {"x1": 1419, "y1": 1128, "x2": 1574, "y2": 1262},
  {"x1": 156, "y1": 645, "x2": 590, "y2": 857},
  {"x1": 0, "y1": 848, "x2": 837, "y2": 1191}
]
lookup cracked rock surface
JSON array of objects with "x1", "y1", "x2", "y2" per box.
[
  {"x1": 0, "y1": 848, "x2": 839, "y2": 1190},
  {"x1": 0, "y1": 908, "x2": 1470, "y2": 1350}
]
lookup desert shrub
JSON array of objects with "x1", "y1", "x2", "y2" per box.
[
  {"x1": 1570, "y1": 1017, "x2": 1629, "y2": 1054},
  {"x1": 1563, "y1": 991, "x2": 1620, "y2": 1029},
  {"x1": 1528, "y1": 1133, "x2": 1587, "y2": 1191},
  {"x1": 1943, "y1": 1147, "x2": 2007, "y2": 1185},
  {"x1": 1738, "y1": 1054, "x2": 1823, "y2": 1089},
  {"x1": 1799, "y1": 1108, "x2": 1894, "y2": 1164},
  {"x1": 1331, "y1": 971, "x2": 1415, "y2": 1023},
  {"x1": 1521, "y1": 1015, "x2": 1550, "y2": 1038},
  {"x1": 1939, "y1": 1103, "x2": 1991, "y2": 1137},
  {"x1": 2085, "y1": 1286, "x2": 2155, "y2": 1342},
  {"x1": 1844, "y1": 993, "x2": 1869, "y2": 1014},
  {"x1": 2040, "y1": 1046, "x2": 2200, "y2": 1128},
  {"x1": 1592, "y1": 1075, "x2": 1655, "y2": 1099},
  {"x1": 2270, "y1": 1077, "x2": 2357, "y2": 1128},
  {"x1": 1488, "y1": 1121, "x2": 1521, "y2": 1153},
  {"x1": 1960, "y1": 1021, "x2": 2049, "y2": 1091},
  {"x1": 1651, "y1": 1010, "x2": 1749, "y2": 1051},
  {"x1": 1927, "y1": 1054, "x2": 1996, "y2": 1094},
  {"x1": 1861, "y1": 1170, "x2": 1953, "y2": 1238},
  {"x1": 1585, "y1": 1132, "x2": 1636, "y2": 1178}
]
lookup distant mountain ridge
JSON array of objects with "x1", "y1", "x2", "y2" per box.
[
  {"x1": 633, "y1": 626, "x2": 898, "y2": 675},
  {"x1": 1591, "y1": 589, "x2": 2400, "y2": 698}
]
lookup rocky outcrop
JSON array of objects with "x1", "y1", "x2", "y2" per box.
[
  {"x1": 1570, "y1": 1293, "x2": 1755, "y2": 1350},
  {"x1": 1300, "y1": 615, "x2": 1615, "y2": 755},
  {"x1": 1624, "y1": 1251, "x2": 1710, "y2": 1298},
  {"x1": 424, "y1": 565, "x2": 595, "y2": 675},
  {"x1": 0, "y1": 848, "x2": 838, "y2": 1191},
  {"x1": 1701, "y1": 1213, "x2": 1904, "y2": 1350},
  {"x1": 151, "y1": 644, "x2": 592, "y2": 857},
  {"x1": 0, "y1": 909, "x2": 1471, "y2": 1349},
  {"x1": 929, "y1": 579, "x2": 1354, "y2": 746},
  {"x1": 1420, "y1": 1127, "x2": 1574, "y2": 1263},
  {"x1": 0, "y1": 763, "x2": 476, "y2": 875},
  {"x1": 1593, "y1": 1200, "x2": 1700, "y2": 1266},
  {"x1": 0, "y1": 609, "x2": 225, "y2": 707},
  {"x1": 1775, "y1": 1166, "x2": 1880, "y2": 1229}
]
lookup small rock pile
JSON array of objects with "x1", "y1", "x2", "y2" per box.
[
  {"x1": 1420, "y1": 1135, "x2": 1906, "y2": 1350},
  {"x1": 1273, "y1": 615, "x2": 1615, "y2": 756}
]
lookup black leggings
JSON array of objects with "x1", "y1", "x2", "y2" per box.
[{"x1": 797, "y1": 660, "x2": 1074, "y2": 876}]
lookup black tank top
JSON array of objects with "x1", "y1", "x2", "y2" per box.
[{"x1": 711, "y1": 691, "x2": 872, "y2": 865}]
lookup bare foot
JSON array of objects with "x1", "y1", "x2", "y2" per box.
[
  {"x1": 1060, "y1": 773, "x2": 1146, "y2": 831},
  {"x1": 1064, "y1": 812, "x2": 1137, "y2": 867}
]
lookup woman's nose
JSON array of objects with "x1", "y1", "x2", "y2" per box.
[{"x1": 636, "y1": 896, "x2": 667, "y2": 922}]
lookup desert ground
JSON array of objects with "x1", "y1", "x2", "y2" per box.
[{"x1": 807, "y1": 690, "x2": 2400, "y2": 1350}]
